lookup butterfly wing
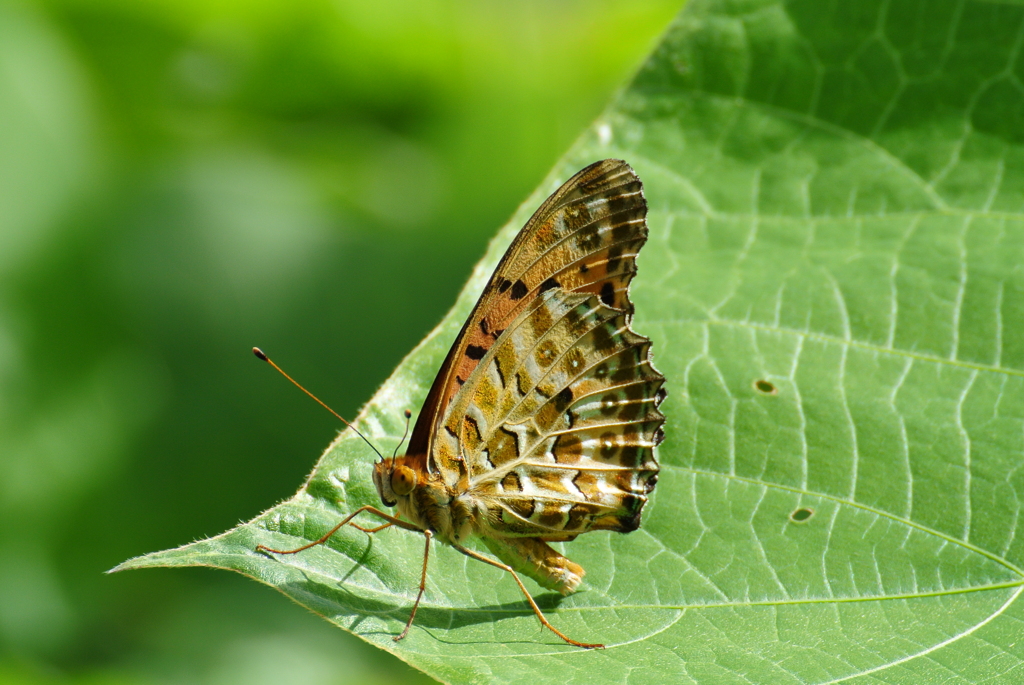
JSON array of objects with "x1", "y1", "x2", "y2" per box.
[
  {"x1": 407, "y1": 159, "x2": 651, "y2": 487},
  {"x1": 455, "y1": 285, "x2": 665, "y2": 539},
  {"x1": 427, "y1": 160, "x2": 664, "y2": 541}
]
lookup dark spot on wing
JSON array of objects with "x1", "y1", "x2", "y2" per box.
[
  {"x1": 462, "y1": 415, "x2": 483, "y2": 449},
  {"x1": 606, "y1": 246, "x2": 622, "y2": 273},
  {"x1": 612, "y1": 222, "x2": 633, "y2": 243},
  {"x1": 535, "y1": 399, "x2": 562, "y2": 430},
  {"x1": 599, "y1": 431, "x2": 618, "y2": 459},
  {"x1": 593, "y1": 323, "x2": 615, "y2": 352},
  {"x1": 554, "y1": 386, "x2": 574, "y2": 412},
  {"x1": 553, "y1": 433, "x2": 583, "y2": 463},
  {"x1": 607, "y1": 193, "x2": 634, "y2": 215},
  {"x1": 510, "y1": 279, "x2": 528, "y2": 300},
  {"x1": 622, "y1": 493, "x2": 644, "y2": 514},
  {"x1": 508, "y1": 498, "x2": 535, "y2": 520},
  {"x1": 501, "y1": 471, "x2": 521, "y2": 492},
  {"x1": 612, "y1": 360, "x2": 638, "y2": 382},
  {"x1": 618, "y1": 508, "x2": 643, "y2": 532},
  {"x1": 539, "y1": 277, "x2": 560, "y2": 293},
  {"x1": 600, "y1": 281, "x2": 616, "y2": 306},
  {"x1": 566, "y1": 504, "x2": 591, "y2": 531},
  {"x1": 466, "y1": 344, "x2": 487, "y2": 360},
  {"x1": 537, "y1": 506, "x2": 564, "y2": 529},
  {"x1": 497, "y1": 278, "x2": 513, "y2": 293},
  {"x1": 619, "y1": 444, "x2": 642, "y2": 467}
]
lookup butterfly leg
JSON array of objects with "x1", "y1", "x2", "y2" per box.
[
  {"x1": 394, "y1": 529, "x2": 432, "y2": 641},
  {"x1": 453, "y1": 544, "x2": 603, "y2": 649},
  {"x1": 256, "y1": 505, "x2": 419, "y2": 554},
  {"x1": 350, "y1": 521, "x2": 395, "y2": 533}
]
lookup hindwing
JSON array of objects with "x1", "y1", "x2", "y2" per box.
[{"x1": 451, "y1": 287, "x2": 665, "y2": 538}]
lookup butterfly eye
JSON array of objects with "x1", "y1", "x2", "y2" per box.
[{"x1": 391, "y1": 465, "x2": 416, "y2": 497}]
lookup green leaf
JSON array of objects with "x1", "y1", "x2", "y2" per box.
[{"x1": 114, "y1": 0, "x2": 1024, "y2": 682}]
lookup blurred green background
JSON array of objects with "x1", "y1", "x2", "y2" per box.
[{"x1": 0, "y1": 1, "x2": 679, "y2": 683}]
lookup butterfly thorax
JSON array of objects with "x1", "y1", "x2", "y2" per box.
[{"x1": 372, "y1": 457, "x2": 475, "y2": 545}]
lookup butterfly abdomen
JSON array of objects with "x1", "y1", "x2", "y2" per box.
[{"x1": 481, "y1": 536, "x2": 585, "y2": 596}]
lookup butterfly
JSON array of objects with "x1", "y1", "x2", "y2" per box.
[{"x1": 257, "y1": 159, "x2": 666, "y2": 649}]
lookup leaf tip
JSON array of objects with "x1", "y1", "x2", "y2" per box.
[{"x1": 106, "y1": 554, "x2": 150, "y2": 574}]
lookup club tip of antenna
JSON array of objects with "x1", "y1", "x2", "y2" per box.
[
  {"x1": 253, "y1": 347, "x2": 268, "y2": 361},
  {"x1": 404, "y1": 409, "x2": 412, "y2": 418}
]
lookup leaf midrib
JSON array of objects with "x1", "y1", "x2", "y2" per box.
[
  {"x1": 128, "y1": 554, "x2": 1024, "y2": 613},
  {"x1": 245, "y1": 457, "x2": 1024, "y2": 603}
]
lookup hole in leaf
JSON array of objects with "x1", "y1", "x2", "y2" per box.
[
  {"x1": 789, "y1": 507, "x2": 814, "y2": 523},
  {"x1": 754, "y1": 379, "x2": 777, "y2": 395}
]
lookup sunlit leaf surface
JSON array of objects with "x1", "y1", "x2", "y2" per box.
[{"x1": 117, "y1": 1, "x2": 1024, "y2": 682}]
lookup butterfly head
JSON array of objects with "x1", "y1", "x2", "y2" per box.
[
  {"x1": 372, "y1": 457, "x2": 417, "y2": 508},
  {"x1": 370, "y1": 408, "x2": 419, "y2": 507}
]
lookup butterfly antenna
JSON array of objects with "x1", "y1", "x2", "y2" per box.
[
  {"x1": 253, "y1": 347, "x2": 387, "y2": 462},
  {"x1": 392, "y1": 409, "x2": 412, "y2": 459}
]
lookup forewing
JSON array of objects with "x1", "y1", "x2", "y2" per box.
[
  {"x1": 453, "y1": 287, "x2": 665, "y2": 538},
  {"x1": 409, "y1": 159, "x2": 648, "y2": 482}
]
